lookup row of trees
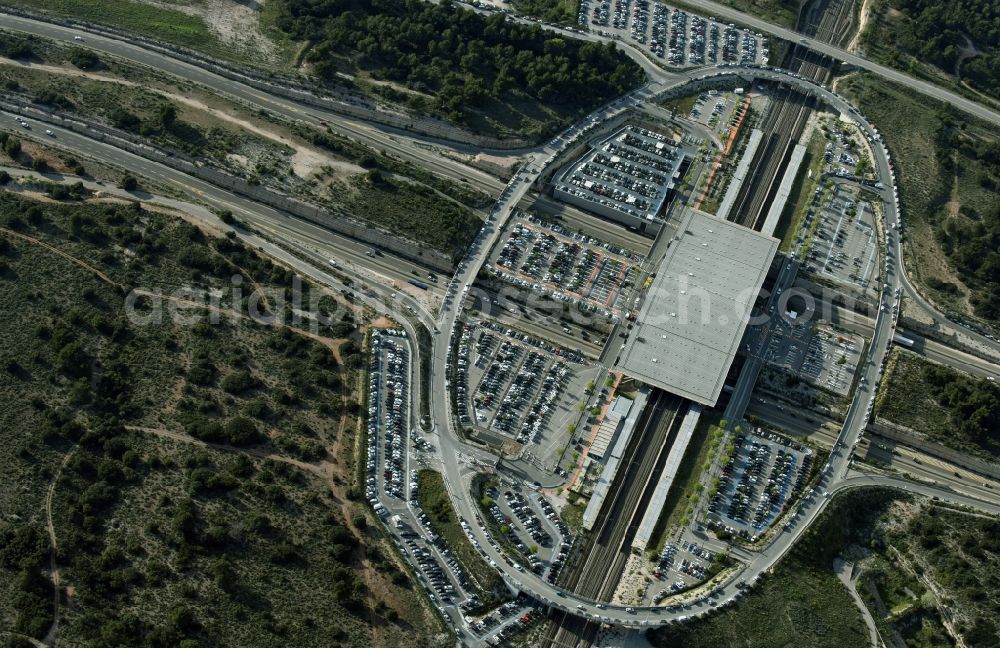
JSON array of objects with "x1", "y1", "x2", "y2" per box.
[{"x1": 275, "y1": 0, "x2": 643, "y2": 126}]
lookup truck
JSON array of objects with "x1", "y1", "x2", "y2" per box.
[
  {"x1": 408, "y1": 279, "x2": 429, "y2": 290},
  {"x1": 892, "y1": 332, "x2": 914, "y2": 348}
]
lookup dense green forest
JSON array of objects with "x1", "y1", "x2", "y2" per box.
[
  {"x1": 0, "y1": 194, "x2": 445, "y2": 647},
  {"x1": 921, "y1": 363, "x2": 1000, "y2": 454},
  {"x1": 931, "y1": 115, "x2": 1000, "y2": 319},
  {"x1": 877, "y1": 0, "x2": 1000, "y2": 99},
  {"x1": 876, "y1": 349, "x2": 1000, "y2": 459},
  {"x1": 273, "y1": 0, "x2": 644, "y2": 136},
  {"x1": 511, "y1": 0, "x2": 576, "y2": 24}
]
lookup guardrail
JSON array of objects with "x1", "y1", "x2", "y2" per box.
[
  {"x1": 0, "y1": 6, "x2": 535, "y2": 151},
  {"x1": 0, "y1": 98, "x2": 456, "y2": 271}
]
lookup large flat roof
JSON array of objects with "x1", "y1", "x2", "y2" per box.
[{"x1": 615, "y1": 208, "x2": 778, "y2": 405}]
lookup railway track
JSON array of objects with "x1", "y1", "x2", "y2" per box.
[
  {"x1": 726, "y1": 0, "x2": 857, "y2": 231},
  {"x1": 538, "y1": 391, "x2": 686, "y2": 647},
  {"x1": 532, "y1": 4, "x2": 861, "y2": 646}
]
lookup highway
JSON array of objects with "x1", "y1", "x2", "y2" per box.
[
  {"x1": 0, "y1": 12, "x2": 510, "y2": 194},
  {"x1": 807, "y1": 294, "x2": 1000, "y2": 378},
  {"x1": 0, "y1": 108, "x2": 463, "y2": 304},
  {"x1": 673, "y1": 0, "x2": 1000, "y2": 126},
  {"x1": 4, "y1": 32, "x2": 1000, "y2": 627},
  {"x1": 6, "y1": 6, "x2": 1000, "y2": 365},
  {"x1": 418, "y1": 64, "x2": 1000, "y2": 629}
]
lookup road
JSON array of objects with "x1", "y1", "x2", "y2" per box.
[
  {"x1": 6, "y1": 49, "x2": 1000, "y2": 628},
  {"x1": 0, "y1": 12, "x2": 510, "y2": 194},
  {"x1": 807, "y1": 293, "x2": 1000, "y2": 378},
  {"x1": 7, "y1": 5, "x2": 1000, "y2": 364},
  {"x1": 724, "y1": 258, "x2": 800, "y2": 425},
  {"x1": 418, "y1": 65, "x2": 1000, "y2": 629},
  {"x1": 0, "y1": 109, "x2": 453, "y2": 304},
  {"x1": 673, "y1": 0, "x2": 1000, "y2": 126},
  {"x1": 834, "y1": 558, "x2": 881, "y2": 648}
]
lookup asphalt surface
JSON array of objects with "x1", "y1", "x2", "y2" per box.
[
  {"x1": 673, "y1": 0, "x2": 1000, "y2": 126},
  {"x1": 420, "y1": 67, "x2": 1000, "y2": 628},
  {"x1": 0, "y1": 109, "x2": 451, "y2": 303},
  {"x1": 808, "y1": 294, "x2": 1000, "y2": 378},
  {"x1": 7, "y1": 8, "x2": 1000, "y2": 362},
  {"x1": 4, "y1": 30, "x2": 999, "y2": 627},
  {"x1": 0, "y1": 12, "x2": 509, "y2": 194}
]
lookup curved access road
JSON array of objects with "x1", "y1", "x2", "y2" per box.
[
  {"x1": 6, "y1": 55, "x2": 998, "y2": 627},
  {"x1": 421, "y1": 64, "x2": 1000, "y2": 628},
  {"x1": 670, "y1": 0, "x2": 1000, "y2": 126}
]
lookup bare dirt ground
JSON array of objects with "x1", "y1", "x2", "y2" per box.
[
  {"x1": 0, "y1": 57, "x2": 362, "y2": 180},
  {"x1": 140, "y1": 0, "x2": 280, "y2": 63},
  {"x1": 847, "y1": 0, "x2": 874, "y2": 53},
  {"x1": 370, "y1": 316, "x2": 398, "y2": 329}
]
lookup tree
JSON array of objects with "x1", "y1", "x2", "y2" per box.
[
  {"x1": 4, "y1": 136, "x2": 21, "y2": 158},
  {"x1": 68, "y1": 48, "x2": 100, "y2": 69},
  {"x1": 158, "y1": 104, "x2": 177, "y2": 130},
  {"x1": 122, "y1": 175, "x2": 139, "y2": 191}
]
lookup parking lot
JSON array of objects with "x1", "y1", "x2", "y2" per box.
[
  {"x1": 707, "y1": 430, "x2": 814, "y2": 538},
  {"x1": 481, "y1": 483, "x2": 574, "y2": 578},
  {"x1": 802, "y1": 326, "x2": 864, "y2": 395},
  {"x1": 367, "y1": 329, "x2": 488, "y2": 619},
  {"x1": 552, "y1": 124, "x2": 690, "y2": 234},
  {"x1": 491, "y1": 216, "x2": 643, "y2": 317},
  {"x1": 762, "y1": 316, "x2": 864, "y2": 397},
  {"x1": 469, "y1": 596, "x2": 541, "y2": 645},
  {"x1": 580, "y1": 1, "x2": 768, "y2": 67},
  {"x1": 648, "y1": 540, "x2": 716, "y2": 599},
  {"x1": 804, "y1": 185, "x2": 878, "y2": 293},
  {"x1": 454, "y1": 320, "x2": 600, "y2": 462},
  {"x1": 688, "y1": 89, "x2": 747, "y2": 136},
  {"x1": 399, "y1": 528, "x2": 468, "y2": 607},
  {"x1": 367, "y1": 329, "x2": 412, "y2": 507}
]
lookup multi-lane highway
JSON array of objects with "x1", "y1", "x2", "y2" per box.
[
  {"x1": 3, "y1": 12, "x2": 999, "y2": 629},
  {"x1": 6, "y1": 6, "x2": 1000, "y2": 365},
  {"x1": 674, "y1": 0, "x2": 1000, "y2": 126},
  {"x1": 0, "y1": 12, "x2": 510, "y2": 194}
]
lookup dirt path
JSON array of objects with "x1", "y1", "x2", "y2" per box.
[
  {"x1": 848, "y1": 0, "x2": 875, "y2": 53},
  {"x1": 4, "y1": 220, "x2": 359, "y2": 354},
  {"x1": 834, "y1": 558, "x2": 880, "y2": 648},
  {"x1": 888, "y1": 545, "x2": 967, "y2": 648},
  {"x1": 0, "y1": 632, "x2": 47, "y2": 648},
  {"x1": 126, "y1": 425, "x2": 329, "y2": 476},
  {"x1": 125, "y1": 421, "x2": 390, "y2": 642},
  {"x1": 0, "y1": 57, "x2": 359, "y2": 179},
  {"x1": 0, "y1": 227, "x2": 122, "y2": 287},
  {"x1": 41, "y1": 447, "x2": 77, "y2": 648}
]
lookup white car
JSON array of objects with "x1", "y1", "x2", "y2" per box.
[
  {"x1": 73, "y1": 35, "x2": 84, "y2": 41},
  {"x1": 45, "y1": 129, "x2": 54, "y2": 137}
]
